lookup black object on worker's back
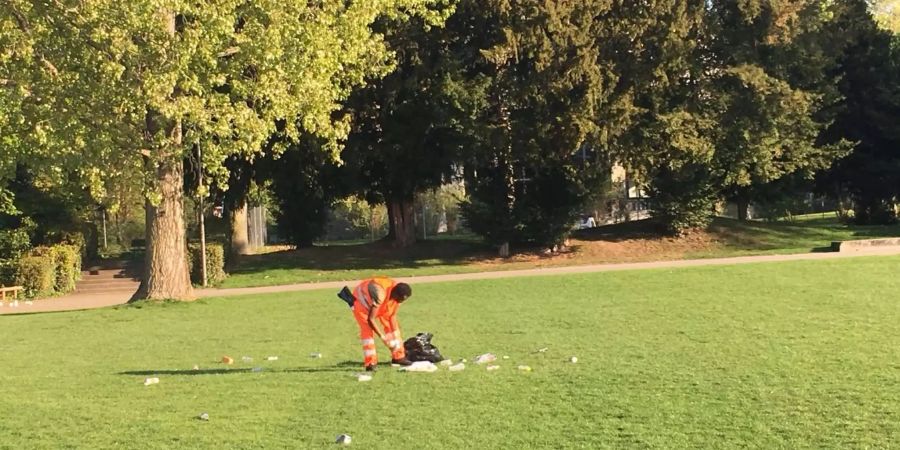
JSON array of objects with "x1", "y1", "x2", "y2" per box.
[
  {"x1": 337, "y1": 286, "x2": 355, "y2": 308},
  {"x1": 404, "y1": 333, "x2": 444, "y2": 363}
]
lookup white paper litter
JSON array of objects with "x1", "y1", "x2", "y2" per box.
[
  {"x1": 336, "y1": 434, "x2": 352, "y2": 444},
  {"x1": 474, "y1": 353, "x2": 496, "y2": 364},
  {"x1": 357, "y1": 374, "x2": 373, "y2": 382},
  {"x1": 448, "y1": 363, "x2": 466, "y2": 372},
  {"x1": 143, "y1": 377, "x2": 159, "y2": 386},
  {"x1": 536, "y1": 347, "x2": 548, "y2": 353},
  {"x1": 569, "y1": 356, "x2": 578, "y2": 363},
  {"x1": 399, "y1": 361, "x2": 438, "y2": 373},
  {"x1": 486, "y1": 365, "x2": 501, "y2": 371},
  {"x1": 439, "y1": 359, "x2": 453, "y2": 366},
  {"x1": 266, "y1": 356, "x2": 279, "y2": 361},
  {"x1": 517, "y1": 365, "x2": 532, "y2": 372}
]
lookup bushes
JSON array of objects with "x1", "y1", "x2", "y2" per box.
[
  {"x1": 16, "y1": 255, "x2": 56, "y2": 298},
  {"x1": 188, "y1": 242, "x2": 227, "y2": 286},
  {"x1": 13, "y1": 244, "x2": 82, "y2": 298}
]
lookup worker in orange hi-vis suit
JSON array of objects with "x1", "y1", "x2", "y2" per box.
[{"x1": 346, "y1": 277, "x2": 413, "y2": 371}]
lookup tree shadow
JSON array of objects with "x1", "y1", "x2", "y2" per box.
[
  {"x1": 118, "y1": 361, "x2": 367, "y2": 377},
  {"x1": 227, "y1": 239, "x2": 493, "y2": 276}
]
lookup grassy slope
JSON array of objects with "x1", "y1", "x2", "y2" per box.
[
  {"x1": 219, "y1": 215, "x2": 900, "y2": 288},
  {"x1": 3, "y1": 255, "x2": 900, "y2": 448}
]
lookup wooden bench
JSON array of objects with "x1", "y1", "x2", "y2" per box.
[{"x1": 0, "y1": 286, "x2": 23, "y2": 304}]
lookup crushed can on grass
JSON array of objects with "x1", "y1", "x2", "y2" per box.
[
  {"x1": 336, "y1": 434, "x2": 352, "y2": 445},
  {"x1": 221, "y1": 356, "x2": 234, "y2": 365}
]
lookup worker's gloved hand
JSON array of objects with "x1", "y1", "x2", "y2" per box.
[{"x1": 391, "y1": 357, "x2": 413, "y2": 366}]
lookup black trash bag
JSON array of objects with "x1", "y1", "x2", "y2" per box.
[
  {"x1": 403, "y1": 332, "x2": 444, "y2": 363},
  {"x1": 337, "y1": 286, "x2": 355, "y2": 308}
]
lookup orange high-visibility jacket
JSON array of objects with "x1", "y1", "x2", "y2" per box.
[{"x1": 352, "y1": 276, "x2": 401, "y2": 321}]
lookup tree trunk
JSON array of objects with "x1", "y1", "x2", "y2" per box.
[
  {"x1": 132, "y1": 160, "x2": 193, "y2": 301},
  {"x1": 388, "y1": 197, "x2": 416, "y2": 248},
  {"x1": 229, "y1": 200, "x2": 250, "y2": 256},
  {"x1": 737, "y1": 199, "x2": 750, "y2": 221}
]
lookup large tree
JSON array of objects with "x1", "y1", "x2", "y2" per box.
[
  {"x1": 0, "y1": 0, "x2": 445, "y2": 299},
  {"x1": 440, "y1": 0, "x2": 612, "y2": 253},
  {"x1": 818, "y1": 0, "x2": 900, "y2": 223}
]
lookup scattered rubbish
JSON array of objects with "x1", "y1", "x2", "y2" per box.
[
  {"x1": 439, "y1": 359, "x2": 453, "y2": 366},
  {"x1": 517, "y1": 365, "x2": 532, "y2": 372},
  {"x1": 404, "y1": 333, "x2": 444, "y2": 363},
  {"x1": 336, "y1": 434, "x2": 352, "y2": 445},
  {"x1": 221, "y1": 356, "x2": 234, "y2": 365},
  {"x1": 536, "y1": 347, "x2": 548, "y2": 353},
  {"x1": 486, "y1": 365, "x2": 501, "y2": 371},
  {"x1": 399, "y1": 361, "x2": 438, "y2": 373},
  {"x1": 502, "y1": 355, "x2": 510, "y2": 360},
  {"x1": 241, "y1": 356, "x2": 253, "y2": 362},
  {"x1": 143, "y1": 377, "x2": 159, "y2": 386},
  {"x1": 448, "y1": 363, "x2": 466, "y2": 372},
  {"x1": 357, "y1": 374, "x2": 373, "y2": 382},
  {"x1": 460, "y1": 358, "x2": 467, "y2": 363},
  {"x1": 309, "y1": 352, "x2": 322, "y2": 359},
  {"x1": 192, "y1": 364, "x2": 200, "y2": 371},
  {"x1": 252, "y1": 367, "x2": 263, "y2": 373},
  {"x1": 569, "y1": 356, "x2": 578, "y2": 363},
  {"x1": 198, "y1": 412, "x2": 209, "y2": 421},
  {"x1": 475, "y1": 353, "x2": 497, "y2": 365},
  {"x1": 266, "y1": 356, "x2": 279, "y2": 361}
]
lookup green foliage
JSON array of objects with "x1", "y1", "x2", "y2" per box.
[
  {"x1": 448, "y1": 0, "x2": 612, "y2": 249},
  {"x1": 645, "y1": 165, "x2": 718, "y2": 235},
  {"x1": 817, "y1": 0, "x2": 900, "y2": 224},
  {"x1": 15, "y1": 254, "x2": 55, "y2": 298},
  {"x1": 0, "y1": 217, "x2": 33, "y2": 285},
  {"x1": 51, "y1": 244, "x2": 81, "y2": 294},
  {"x1": 188, "y1": 242, "x2": 226, "y2": 286},
  {"x1": 325, "y1": 198, "x2": 389, "y2": 242}
]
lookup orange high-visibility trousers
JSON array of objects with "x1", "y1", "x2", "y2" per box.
[{"x1": 351, "y1": 279, "x2": 406, "y2": 366}]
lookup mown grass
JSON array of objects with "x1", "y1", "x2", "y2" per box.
[
  {"x1": 3, "y1": 255, "x2": 900, "y2": 448},
  {"x1": 220, "y1": 215, "x2": 900, "y2": 288}
]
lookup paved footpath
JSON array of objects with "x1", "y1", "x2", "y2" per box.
[{"x1": 3, "y1": 247, "x2": 899, "y2": 315}]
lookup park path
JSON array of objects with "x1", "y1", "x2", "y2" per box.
[{"x1": 3, "y1": 247, "x2": 899, "y2": 316}]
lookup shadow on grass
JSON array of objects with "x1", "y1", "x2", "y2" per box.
[
  {"x1": 227, "y1": 238, "x2": 493, "y2": 277},
  {"x1": 119, "y1": 361, "x2": 369, "y2": 376}
]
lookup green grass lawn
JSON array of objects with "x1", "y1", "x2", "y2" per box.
[
  {"x1": 220, "y1": 215, "x2": 900, "y2": 288},
  {"x1": 3, "y1": 256, "x2": 900, "y2": 448}
]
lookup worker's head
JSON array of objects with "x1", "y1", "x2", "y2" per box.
[{"x1": 391, "y1": 283, "x2": 412, "y2": 302}]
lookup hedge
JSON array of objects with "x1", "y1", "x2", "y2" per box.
[
  {"x1": 188, "y1": 242, "x2": 227, "y2": 286},
  {"x1": 13, "y1": 244, "x2": 82, "y2": 298},
  {"x1": 16, "y1": 255, "x2": 56, "y2": 298}
]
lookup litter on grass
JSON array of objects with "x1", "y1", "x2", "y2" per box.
[
  {"x1": 474, "y1": 353, "x2": 496, "y2": 364},
  {"x1": 399, "y1": 361, "x2": 438, "y2": 373},
  {"x1": 336, "y1": 434, "x2": 352, "y2": 444},
  {"x1": 221, "y1": 356, "x2": 234, "y2": 364},
  {"x1": 143, "y1": 377, "x2": 159, "y2": 386},
  {"x1": 448, "y1": 363, "x2": 466, "y2": 372},
  {"x1": 198, "y1": 412, "x2": 209, "y2": 421},
  {"x1": 309, "y1": 352, "x2": 322, "y2": 359},
  {"x1": 486, "y1": 365, "x2": 501, "y2": 371},
  {"x1": 517, "y1": 365, "x2": 533, "y2": 372},
  {"x1": 357, "y1": 374, "x2": 373, "y2": 382},
  {"x1": 439, "y1": 359, "x2": 453, "y2": 366},
  {"x1": 266, "y1": 356, "x2": 279, "y2": 361}
]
